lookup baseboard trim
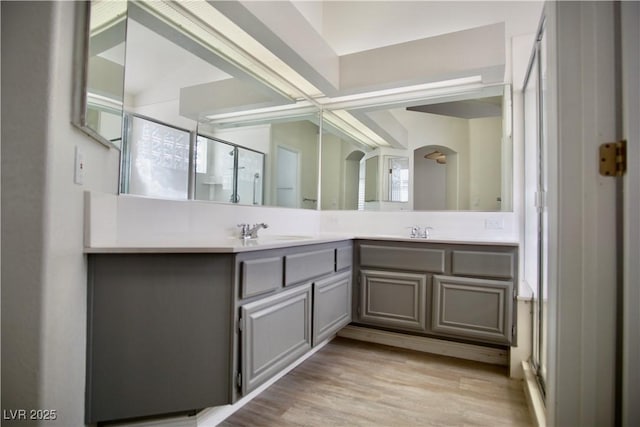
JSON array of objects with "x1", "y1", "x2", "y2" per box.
[
  {"x1": 337, "y1": 325, "x2": 508, "y2": 366},
  {"x1": 195, "y1": 337, "x2": 333, "y2": 427},
  {"x1": 522, "y1": 360, "x2": 546, "y2": 427}
]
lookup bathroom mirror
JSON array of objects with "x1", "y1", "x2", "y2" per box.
[
  {"x1": 113, "y1": 0, "x2": 511, "y2": 213},
  {"x1": 73, "y1": 0, "x2": 127, "y2": 149},
  {"x1": 321, "y1": 84, "x2": 512, "y2": 211}
]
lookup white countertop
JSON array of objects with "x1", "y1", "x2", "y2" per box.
[{"x1": 84, "y1": 234, "x2": 519, "y2": 253}]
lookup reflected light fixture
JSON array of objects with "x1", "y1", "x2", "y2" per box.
[{"x1": 425, "y1": 150, "x2": 447, "y2": 164}]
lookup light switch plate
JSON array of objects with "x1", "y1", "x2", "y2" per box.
[{"x1": 74, "y1": 146, "x2": 84, "y2": 185}]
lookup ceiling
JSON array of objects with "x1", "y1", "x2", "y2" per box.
[
  {"x1": 122, "y1": 0, "x2": 543, "y2": 123},
  {"x1": 298, "y1": 1, "x2": 543, "y2": 55}
]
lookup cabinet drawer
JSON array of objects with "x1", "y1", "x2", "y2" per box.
[
  {"x1": 360, "y1": 244, "x2": 445, "y2": 273},
  {"x1": 336, "y1": 247, "x2": 353, "y2": 271},
  {"x1": 240, "y1": 257, "x2": 283, "y2": 298},
  {"x1": 285, "y1": 249, "x2": 335, "y2": 286},
  {"x1": 431, "y1": 275, "x2": 513, "y2": 344},
  {"x1": 451, "y1": 250, "x2": 514, "y2": 279}
]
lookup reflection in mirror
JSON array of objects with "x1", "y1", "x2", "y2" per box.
[
  {"x1": 74, "y1": 0, "x2": 127, "y2": 148},
  {"x1": 196, "y1": 113, "x2": 320, "y2": 209},
  {"x1": 384, "y1": 156, "x2": 409, "y2": 203},
  {"x1": 414, "y1": 145, "x2": 457, "y2": 210},
  {"x1": 120, "y1": 114, "x2": 191, "y2": 199},
  {"x1": 194, "y1": 135, "x2": 265, "y2": 206},
  {"x1": 364, "y1": 156, "x2": 379, "y2": 204},
  {"x1": 323, "y1": 84, "x2": 512, "y2": 211},
  {"x1": 320, "y1": 124, "x2": 368, "y2": 210}
]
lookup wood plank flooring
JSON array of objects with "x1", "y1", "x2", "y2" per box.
[{"x1": 220, "y1": 337, "x2": 532, "y2": 427}]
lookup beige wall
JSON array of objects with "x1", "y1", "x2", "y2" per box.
[{"x1": 468, "y1": 117, "x2": 502, "y2": 211}]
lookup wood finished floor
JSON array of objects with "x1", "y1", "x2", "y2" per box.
[{"x1": 220, "y1": 337, "x2": 532, "y2": 427}]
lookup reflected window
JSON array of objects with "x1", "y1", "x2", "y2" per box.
[
  {"x1": 120, "y1": 114, "x2": 190, "y2": 199},
  {"x1": 386, "y1": 157, "x2": 409, "y2": 202}
]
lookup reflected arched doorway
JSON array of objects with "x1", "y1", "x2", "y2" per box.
[
  {"x1": 413, "y1": 145, "x2": 458, "y2": 210},
  {"x1": 344, "y1": 150, "x2": 365, "y2": 210}
]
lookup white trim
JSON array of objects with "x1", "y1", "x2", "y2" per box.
[
  {"x1": 195, "y1": 337, "x2": 333, "y2": 427},
  {"x1": 522, "y1": 361, "x2": 547, "y2": 427},
  {"x1": 337, "y1": 325, "x2": 508, "y2": 366}
]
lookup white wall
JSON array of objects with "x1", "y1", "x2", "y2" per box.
[{"x1": 2, "y1": 3, "x2": 121, "y2": 426}]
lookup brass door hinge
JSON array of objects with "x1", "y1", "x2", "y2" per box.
[{"x1": 599, "y1": 140, "x2": 627, "y2": 177}]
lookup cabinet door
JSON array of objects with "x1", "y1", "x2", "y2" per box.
[
  {"x1": 431, "y1": 275, "x2": 513, "y2": 344},
  {"x1": 86, "y1": 254, "x2": 232, "y2": 424},
  {"x1": 359, "y1": 270, "x2": 428, "y2": 332},
  {"x1": 313, "y1": 271, "x2": 352, "y2": 345},
  {"x1": 240, "y1": 283, "x2": 312, "y2": 395}
]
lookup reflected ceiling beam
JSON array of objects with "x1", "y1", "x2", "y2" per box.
[
  {"x1": 128, "y1": 1, "x2": 291, "y2": 105},
  {"x1": 339, "y1": 23, "x2": 505, "y2": 94},
  {"x1": 180, "y1": 78, "x2": 296, "y2": 121},
  {"x1": 210, "y1": 0, "x2": 341, "y2": 97},
  {"x1": 407, "y1": 97, "x2": 502, "y2": 119},
  {"x1": 352, "y1": 110, "x2": 408, "y2": 149}
]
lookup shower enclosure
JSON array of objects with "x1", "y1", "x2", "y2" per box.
[
  {"x1": 523, "y1": 18, "x2": 548, "y2": 397},
  {"x1": 194, "y1": 135, "x2": 265, "y2": 206}
]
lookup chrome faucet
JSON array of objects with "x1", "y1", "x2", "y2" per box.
[
  {"x1": 408, "y1": 226, "x2": 421, "y2": 238},
  {"x1": 237, "y1": 223, "x2": 268, "y2": 239},
  {"x1": 407, "y1": 226, "x2": 433, "y2": 239}
]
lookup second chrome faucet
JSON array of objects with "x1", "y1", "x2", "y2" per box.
[
  {"x1": 408, "y1": 226, "x2": 433, "y2": 239},
  {"x1": 238, "y1": 223, "x2": 269, "y2": 239}
]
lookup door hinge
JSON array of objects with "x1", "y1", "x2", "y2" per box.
[
  {"x1": 238, "y1": 316, "x2": 243, "y2": 333},
  {"x1": 534, "y1": 191, "x2": 546, "y2": 211},
  {"x1": 599, "y1": 140, "x2": 627, "y2": 177},
  {"x1": 236, "y1": 372, "x2": 242, "y2": 388},
  {"x1": 512, "y1": 324, "x2": 517, "y2": 339}
]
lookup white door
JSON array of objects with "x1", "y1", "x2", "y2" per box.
[
  {"x1": 276, "y1": 146, "x2": 299, "y2": 208},
  {"x1": 546, "y1": 2, "x2": 633, "y2": 425}
]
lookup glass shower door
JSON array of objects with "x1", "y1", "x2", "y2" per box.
[
  {"x1": 236, "y1": 147, "x2": 264, "y2": 206},
  {"x1": 524, "y1": 19, "x2": 549, "y2": 396}
]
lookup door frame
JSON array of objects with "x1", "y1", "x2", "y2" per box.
[
  {"x1": 621, "y1": 2, "x2": 640, "y2": 424},
  {"x1": 545, "y1": 2, "x2": 620, "y2": 425}
]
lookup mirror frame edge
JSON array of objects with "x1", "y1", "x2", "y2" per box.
[{"x1": 71, "y1": 0, "x2": 122, "y2": 150}]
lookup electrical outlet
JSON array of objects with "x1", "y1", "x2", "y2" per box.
[
  {"x1": 74, "y1": 146, "x2": 84, "y2": 185},
  {"x1": 485, "y1": 218, "x2": 504, "y2": 230}
]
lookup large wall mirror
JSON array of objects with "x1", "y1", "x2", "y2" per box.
[
  {"x1": 76, "y1": 1, "x2": 513, "y2": 213},
  {"x1": 321, "y1": 85, "x2": 513, "y2": 212}
]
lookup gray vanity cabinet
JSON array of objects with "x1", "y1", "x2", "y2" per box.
[
  {"x1": 86, "y1": 254, "x2": 233, "y2": 424},
  {"x1": 354, "y1": 240, "x2": 518, "y2": 347},
  {"x1": 233, "y1": 240, "x2": 353, "y2": 398},
  {"x1": 240, "y1": 283, "x2": 312, "y2": 395}
]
